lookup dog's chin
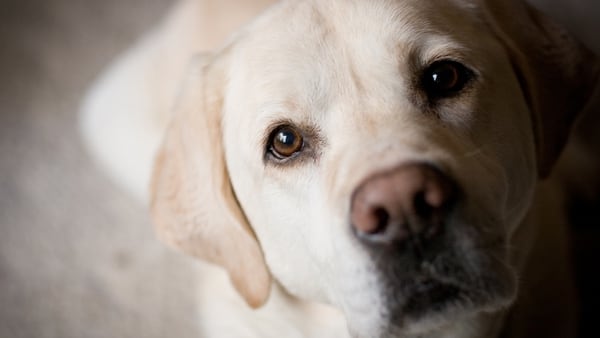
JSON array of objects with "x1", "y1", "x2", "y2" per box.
[
  {"x1": 349, "y1": 239, "x2": 518, "y2": 337},
  {"x1": 397, "y1": 276, "x2": 514, "y2": 332},
  {"x1": 342, "y1": 260, "x2": 516, "y2": 338},
  {"x1": 379, "y1": 254, "x2": 517, "y2": 336}
]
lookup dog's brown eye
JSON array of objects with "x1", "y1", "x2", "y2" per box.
[
  {"x1": 269, "y1": 125, "x2": 304, "y2": 159},
  {"x1": 422, "y1": 61, "x2": 472, "y2": 98}
]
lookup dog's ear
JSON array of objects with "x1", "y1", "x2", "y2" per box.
[
  {"x1": 482, "y1": 0, "x2": 599, "y2": 178},
  {"x1": 150, "y1": 54, "x2": 271, "y2": 308}
]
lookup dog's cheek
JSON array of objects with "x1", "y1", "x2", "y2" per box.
[
  {"x1": 243, "y1": 168, "x2": 339, "y2": 303},
  {"x1": 220, "y1": 107, "x2": 343, "y2": 305},
  {"x1": 482, "y1": 49, "x2": 539, "y2": 231},
  {"x1": 258, "y1": 171, "x2": 391, "y2": 329}
]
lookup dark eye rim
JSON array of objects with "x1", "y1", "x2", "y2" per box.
[
  {"x1": 266, "y1": 124, "x2": 305, "y2": 161},
  {"x1": 421, "y1": 59, "x2": 475, "y2": 99}
]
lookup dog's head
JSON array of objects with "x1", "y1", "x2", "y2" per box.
[{"x1": 151, "y1": 0, "x2": 597, "y2": 336}]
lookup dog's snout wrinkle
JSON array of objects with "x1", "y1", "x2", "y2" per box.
[{"x1": 350, "y1": 164, "x2": 456, "y2": 248}]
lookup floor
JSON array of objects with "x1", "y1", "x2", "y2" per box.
[
  {"x1": 0, "y1": 0, "x2": 598, "y2": 337},
  {"x1": 0, "y1": 1, "x2": 199, "y2": 337}
]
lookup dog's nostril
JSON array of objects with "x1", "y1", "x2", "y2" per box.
[
  {"x1": 352, "y1": 205, "x2": 390, "y2": 236},
  {"x1": 413, "y1": 191, "x2": 433, "y2": 219},
  {"x1": 370, "y1": 207, "x2": 390, "y2": 234}
]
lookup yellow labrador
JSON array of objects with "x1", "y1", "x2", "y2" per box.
[{"x1": 80, "y1": 0, "x2": 598, "y2": 337}]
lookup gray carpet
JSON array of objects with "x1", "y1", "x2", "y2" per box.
[
  {"x1": 0, "y1": 1, "x2": 598, "y2": 337},
  {"x1": 0, "y1": 1, "x2": 199, "y2": 337}
]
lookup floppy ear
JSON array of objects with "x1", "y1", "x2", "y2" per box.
[
  {"x1": 150, "y1": 54, "x2": 271, "y2": 308},
  {"x1": 482, "y1": 0, "x2": 599, "y2": 177}
]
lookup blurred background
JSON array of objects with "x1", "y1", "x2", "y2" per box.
[
  {"x1": 0, "y1": 0, "x2": 598, "y2": 337},
  {"x1": 0, "y1": 1, "x2": 200, "y2": 337}
]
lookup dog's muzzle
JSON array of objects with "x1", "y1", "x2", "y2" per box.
[{"x1": 348, "y1": 162, "x2": 514, "y2": 326}]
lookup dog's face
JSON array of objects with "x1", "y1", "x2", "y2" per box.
[
  {"x1": 151, "y1": 0, "x2": 597, "y2": 337},
  {"x1": 224, "y1": 0, "x2": 534, "y2": 334}
]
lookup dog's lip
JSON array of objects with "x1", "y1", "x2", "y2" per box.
[
  {"x1": 403, "y1": 278, "x2": 462, "y2": 312},
  {"x1": 378, "y1": 275, "x2": 467, "y2": 331}
]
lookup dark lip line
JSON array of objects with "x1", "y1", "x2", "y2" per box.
[
  {"x1": 387, "y1": 282, "x2": 470, "y2": 330},
  {"x1": 382, "y1": 256, "x2": 499, "y2": 308},
  {"x1": 403, "y1": 275, "x2": 466, "y2": 300}
]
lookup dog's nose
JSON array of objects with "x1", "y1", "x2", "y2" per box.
[{"x1": 350, "y1": 164, "x2": 457, "y2": 246}]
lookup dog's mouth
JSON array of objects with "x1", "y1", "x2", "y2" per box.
[
  {"x1": 374, "y1": 235, "x2": 517, "y2": 330},
  {"x1": 403, "y1": 278, "x2": 462, "y2": 315},
  {"x1": 374, "y1": 264, "x2": 515, "y2": 338}
]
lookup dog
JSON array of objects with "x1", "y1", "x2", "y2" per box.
[{"x1": 80, "y1": 0, "x2": 599, "y2": 337}]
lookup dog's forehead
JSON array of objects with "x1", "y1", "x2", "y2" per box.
[
  {"x1": 225, "y1": 0, "x2": 492, "y2": 127},
  {"x1": 220, "y1": 0, "x2": 491, "y2": 141}
]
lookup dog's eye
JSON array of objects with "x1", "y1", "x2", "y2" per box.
[
  {"x1": 422, "y1": 60, "x2": 472, "y2": 98},
  {"x1": 268, "y1": 125, "x2": 304, "y2": 159}
]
